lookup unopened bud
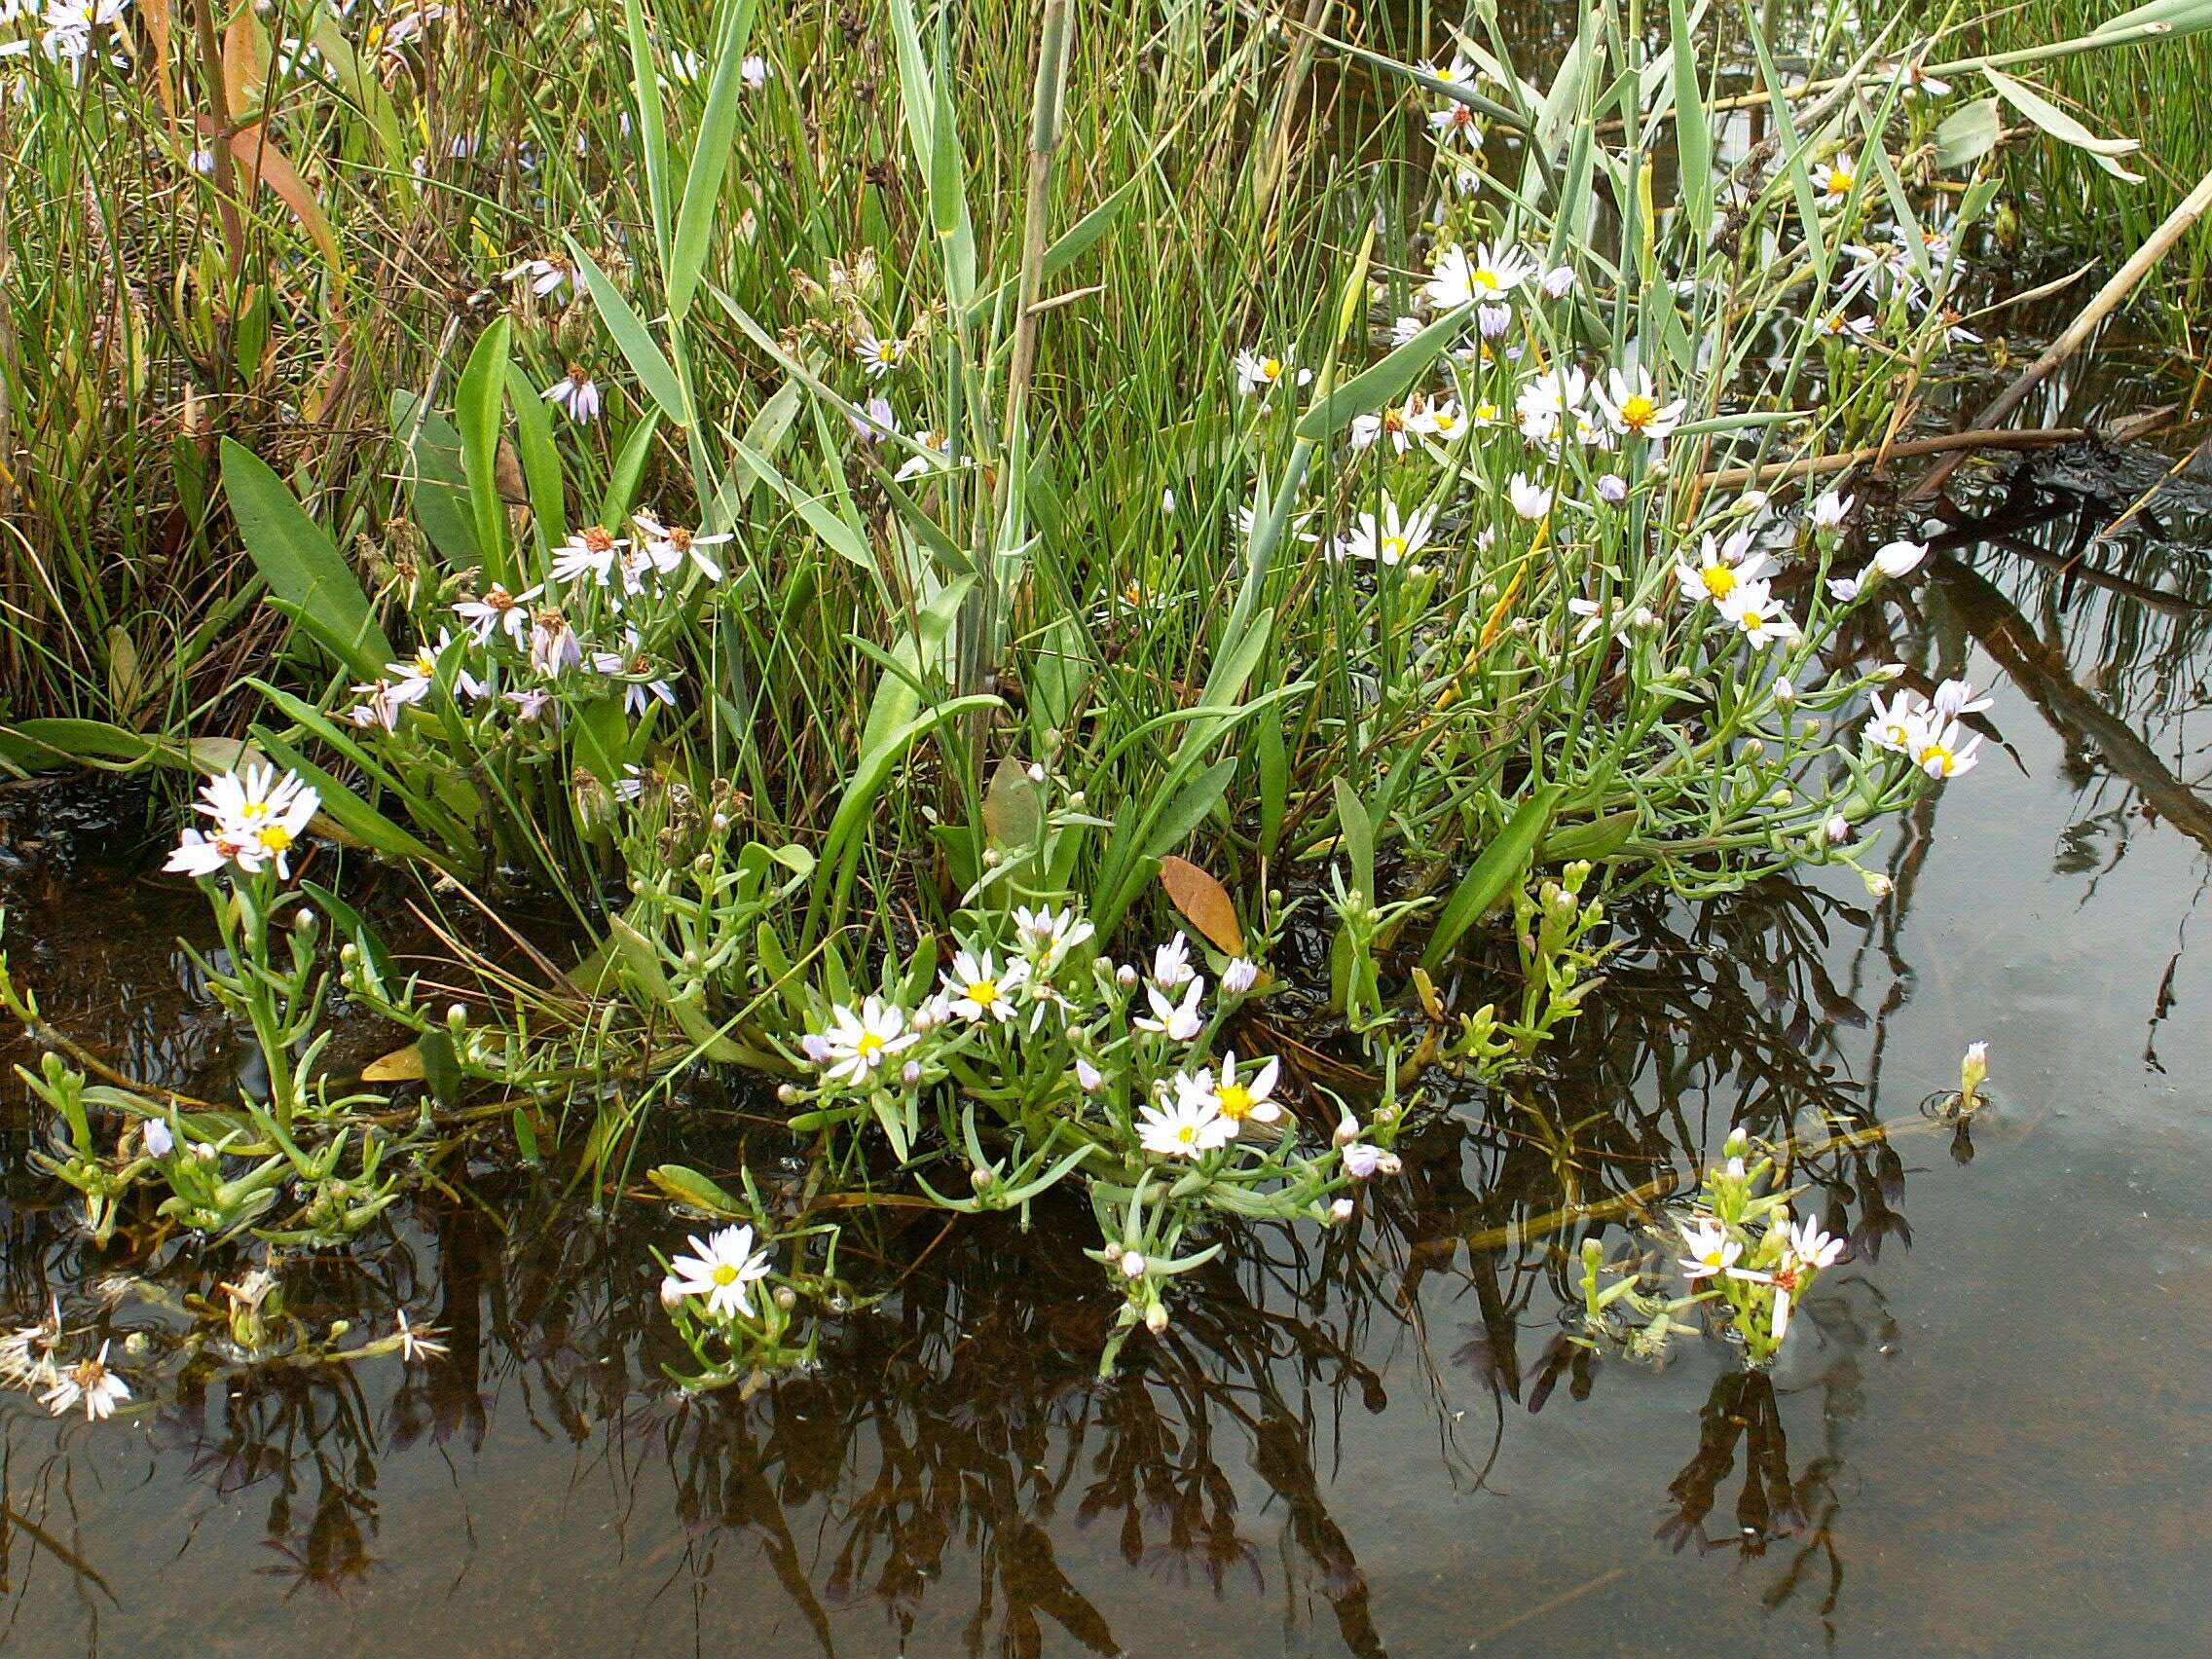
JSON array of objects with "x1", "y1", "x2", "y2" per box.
[
  {"x1": 659, "y1": 1276, "x2": 684, "y2": 1310},
  {"x1": 773, "y1": 1286, "x2": 797, "y2": 1310},
  {"x1": 1116, "y1": 963, "x2": 1138, "y2": 988},
  {"x1": 1120, "y1": 1249, "x2": 1146, "y2": 1279},
  {"x1": 1144, "y1": 1302, "x2": 1168, "y2": 1335},
  {"x1": 1329, "y1": 1197, "x2": 1355, "y2": 1224},
  {"x1": 1026, "y1": 762, "x2": 1046, "y2": 784}
]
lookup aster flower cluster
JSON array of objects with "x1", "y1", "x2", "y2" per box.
[
  {"x1": 164, "y1": 764, "x2": 321, "y2": 881},
  {"x1": 0, "y1": 1301, "x2": 130, "y2": 1421},
  {"x1": 1673, "y1": 1129, "x2": 1849, "y2": 1362},
  {"x1": 340, "y1": 509, "x2": 730, "y2": 776},
  {"x1": 770, "y1": 905, "x2": 1404, "y2": 1351}
]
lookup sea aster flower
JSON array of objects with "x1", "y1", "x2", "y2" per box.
[
  {"x1": 667, "y1": 1223, "x2": 773, "y2": 1321},
  {"x1": 1136, "y1": 1092, "x2": 1231, "y2": 1161}
]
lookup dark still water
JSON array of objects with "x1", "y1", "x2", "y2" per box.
[{"x1": 3, "y1": 452, "x2": 2211, "y2": 1656}]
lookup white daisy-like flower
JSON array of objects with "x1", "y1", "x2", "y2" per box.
[
  {"x1": 540, "y1": 366, "x2": 600, "y2": 423},
  {"x1": 740, "y1": 53, "x2": 770, "y2": 90},
  {"x1": 668, "y1": 1223, "x2": 773, "y2": 1321},
  {"x1": 1931, "y1": 678, "x2": 1992, "y2": 720},
  {"x1": 895, "y1": 429, "x2": 951, "y2": 482},
  {"x1": 528, "y1": 608, "x2": 582, "y2": 677},
  {"x1": 165, "y1": 826, "x2": 262, "y2": 878},
  {"x1": 193, "y1": 765, "x2": 320, "y2": 877},
  {"x1": 1387, "y1": 313, "x2": 1423, "y2": 347},
  {"x1": 1405, "y1": 396, "x2": 1466, "y2": 442},
  {"x1": 817, "y1": 997, "x2": 918, "y2": 1086},
  {"x1": 1864, "y1": 689, "x2": 1922, "y2": 755},
  {"x1": 550, "y1": 524, "x2": 626, "y2": 588},
  {"x1": 1808, "y1": 490, "x2": 1854, "y2": 531},
  {"x1": 1134, "y1": 977, "x2": 1205, "y2": 1042},
  {"x1": 1674, "y1": 530, "x2": 1767, "y2": 606},
  {"x1": 1136, "y1": 1092, "x2": 1231, "y2": 1161},
  {"x1": 1506, "y1": 472, "x2": 1553, "y2": 522},
  {"x1": 1348, "y1": 401, "x2": 1414, "y2": 453},
  {"x1": 502, "y1": 255, "x2": 571, "y2": 298},
  {"x1": 40, "y1": 1341, "x2": 129, "y2": 1421},
  {"x1": 940, "y1": 948, "x2": 1027, "y2": 1023},
  {"x1": 1594, "y1": 365, "x2": 1685, "y2": 441},
  {"x1": 1716, "y1": 581, "x2": 1801, "y2": 650},
  {"x1": 1337, "y1": 498, "x2": 1436, "y2": 570},
  {"x1": 1679, "y1": 1217, "x2": 1757, "y2": 1281},
  {"x1": 855, "y1": 329, "x2": 906, "y2": 378},
  {"x1": 1221, "y1": 956, "x2": 1260, "y2": 995},
  {"x1": 633, "y1": 512, "x2": 733, "y2": 581},
  {"x1": 1905, "y1": 712, "x2": 1981, "y2": 779},
  {"x1": 1513, "y1": 364, "x2": 1588, "y2": 442},
  {"x1": 1870, "y1": 538, "x2": 1928, "y2": 579},
  {"x1": 1013, "y1": 904, "x2": 1095, "y2": 968},
  {"x1": 1191, "y1": 1051, "x2": 1282, "y2": 1133},
  {"x1": 1149, "y1": 933, "x2": 1196, "y2": 988},
  {"x1": 454, "y1": 582, "x2": 536, "y2": 644},
  {"x1": 1816, "y1": 157, "x2": 1859, "y2": 203},
  {"x1": 1422, "y1": 240, "x2": 1533, "y2": 311},
  {"x1": 589, "y1": 629, "x2": 678, "y2": 717},
  {"x1": 1234, "y1": 347, "x2": 1312, "y2": 398}
]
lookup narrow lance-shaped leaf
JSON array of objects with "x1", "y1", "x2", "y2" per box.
[{"x1": 220, "y1": 439, "x2": 391, "y2": 681}]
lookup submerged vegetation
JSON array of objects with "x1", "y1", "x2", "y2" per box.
[{"x1": 0, "y1": 0, "x2": 2204, "y2": 1438}]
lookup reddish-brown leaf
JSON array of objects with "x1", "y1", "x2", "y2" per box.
[{"x1": 1159, "y1": 855, "x2": 1243, "y2": 955}]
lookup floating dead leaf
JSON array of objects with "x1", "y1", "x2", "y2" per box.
[
  {"x1": 1159, "y1": 854, "x2": 1242, "y2": 954},
  {"x1": 361, "y1": 1043, "x2": 424, "y2": 1082}
]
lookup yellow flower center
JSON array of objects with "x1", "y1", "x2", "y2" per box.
[
  {"x1": 239, "y1": 800, "x2": 269, "y2": 821},
  {"x1": 256, "y1": 825, "x2": 294, "y2": 852},
  {"x1": 1432, "y1": 411, "x2": 1460, "y2": 433},
  {"x1": 1918, "y1": 743, "x2": 1954, "y2": 775},
  {"x1": 1472, "y1": 268, "x2": 1499, "y2": 291},
  {"x1": 1825, "y1": 167, "x2": 1853, "y2": 198},
  {"x1": 711, "y1": 1263, "x2": 739, "y2": 1286},
  {"x1": 1738, "y1": 608, "x2": 1767, "y2": 633},
  {"x1": 1703, "y1": 564, "x2": 1737, "y2": 600},
  {"x1": 1380, "y1": 535, "x2": 1407, "y2": 563},
  {"x1": 1260, "y1": 356, "x2": 1283, "y2": 382},
  {"x1": 1474, "y1": 400, "x2": 1498, "y2": 422},
  {"x1": 966, "y1": 977, "x2": 999, "y2": 1008},
  {"x1": 1217, "y1": 1083, "x2": 1255, "y2": 1120},
  {"x1": 855, "y1": 1032, "x2": 884, "y2": 1057},
  {"x1": 1176, "y1": 1123, "x2": 1198, "y2": 1145},
  {"x1": 1619, "y1": 393, "x2": 1656, "y2": 429}
]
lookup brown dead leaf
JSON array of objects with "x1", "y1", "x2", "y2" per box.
[
  {"x1": 1159, "y1": 854, "x2": 1243, "y2": 954},
  {"x1": 222, "y1": 123, "x2": 346, "y2": 292}
]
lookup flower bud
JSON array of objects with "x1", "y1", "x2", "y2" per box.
[
  {"x1": 447, "y1": 1003, "x2": 469, "y2": 1030},
  {"x1": 1222, "y1": 956, "x2": 1259, "y2": 995},
  {"x1": 901, "y1": 1060, "x2": 923, "y2": 1088},
  {"x1": 1026, "y1": 762, "x2": 1046, "y2": 784},
  {"x1": 143, "y1": 1119, "x2": 174, "y2": 1159},
  {"x1": 1825, "y1": 814, "x2": 1853, "y2": 844},
  {"x1": 1076, "y1": 1056, "x2": 1106, "y2": 1093},
  {"x1": 1144, "y1": 1303, "x2": 1168, "y2": 1335},
  {"x1": 971, "y1": 1165, "x2": 994, "y2": 1192},
  {"x1": 1329, "y1": 1198, "x2": 1355, "y2": 1224},
  {"x1": 193, "y1": 1141, "x2": 217, "y2": 1162},
  {"x1": 1333, "y1": 1109, "x2": 1360, "y2": 1148},
  {"x1": 1120, "y1": 1248, "x2": 1146, "y2": 1279},
  {"x1": 1773, "y1": 679, "x2": 1795, "y2": 707},
  {"x1": 776, "y1": 1083, "x2": 799, "y2": 1104},
  {"x1": 659, "y1": 1276, "x2": 684, "y2": 1310},
  {"x1": 800, "y1": 1032, "x2": 831, "y2": 1064},
  {"x1": 773, "y1": 1286, "x2": 797, "y2": 1310},
  {"x1": 1116, "y1": 963, "x2": 1138, "y2": 988},
  {"x1": 1863, "y1": 869, "x2": 1894, "y2": 900}
]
